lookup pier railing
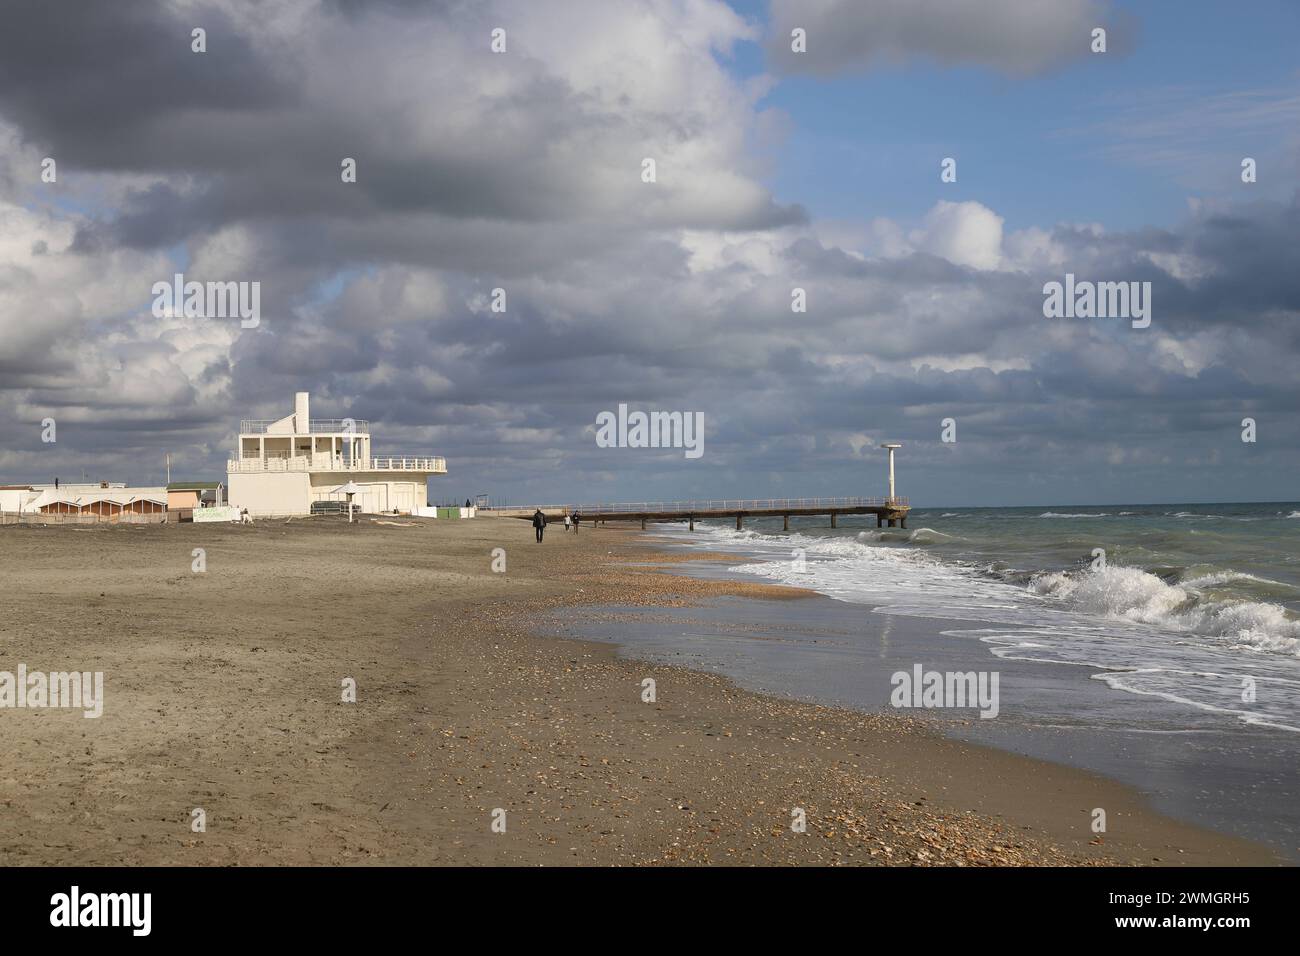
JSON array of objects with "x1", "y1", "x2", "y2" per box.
[{"x1": 490, "y1": 496, "x2": 907, "y2": 514}]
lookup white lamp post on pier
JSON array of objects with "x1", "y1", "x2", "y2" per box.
[{"x1": 880, "y1": 443, "x2": 902, "y2": 503}]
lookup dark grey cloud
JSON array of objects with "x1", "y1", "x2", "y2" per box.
[{"x1": 0, "y1": 1, "x2": 288, "y2": 162}]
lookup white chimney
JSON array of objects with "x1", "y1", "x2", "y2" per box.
[{"x1": 294, "y1": 392, "x2": 310, "y2": 433}]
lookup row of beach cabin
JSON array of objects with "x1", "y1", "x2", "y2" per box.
[{"x1": 0, "y1": 482, "x2": 223, "y2": 521}]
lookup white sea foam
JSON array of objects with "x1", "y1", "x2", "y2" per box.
[
  {"x1": 1030, "y1": 566, "x2": 1190, "y2": 622},
  {"x1": 682, "y1": 522, "x2": 1300, "y2": 730},
  {"x1": 1039, "y1": 512, "x2": 1109, "y2": 518}
]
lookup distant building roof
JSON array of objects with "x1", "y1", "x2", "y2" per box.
[
  {"x1": 97, "y1": 493, "x2": 165, "y2": 505},
  {"x1": 31, "y1": 482, "x2": 127, "y2": 491},
  {"x1": 26, "y1": 490, "x2": 80, "y2": 509},
  {"x1": 166, "y1": 481, "x2": 222, "y2": 491}
]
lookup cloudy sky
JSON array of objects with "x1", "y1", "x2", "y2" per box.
[{"x1": 1, "y1": 0, "x2": 1296, "y2": 506}]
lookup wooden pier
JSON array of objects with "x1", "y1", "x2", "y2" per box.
[{"x1": 491, "y1": 497, "x2": 910, "y2": 530}]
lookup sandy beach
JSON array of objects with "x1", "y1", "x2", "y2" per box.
[{"x1": 0, "y1": 517, "x2": 1276, "y2": 866}]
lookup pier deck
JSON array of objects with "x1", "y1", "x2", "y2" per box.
[{"x1": 490, "y1": 496, "x2": 911, "y2": 530}]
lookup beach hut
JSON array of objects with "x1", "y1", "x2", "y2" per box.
[
  {"x1": 80, "y1": 496, "x2": 124, "y2": 517},
  {"x1": 27, "y1": 490, "x2": 81, "y2": 514},
  {"x1": 123, "y1": 495, "x2": 167, "y2": 515}
]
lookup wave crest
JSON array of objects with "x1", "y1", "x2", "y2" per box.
[{"x1": 1030, "y1": 565, "x2": 1300, "y2": 653}]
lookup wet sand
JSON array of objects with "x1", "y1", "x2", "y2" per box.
[{"x1": 0, "y1": 517, "x2": 1277, "y2": 865}]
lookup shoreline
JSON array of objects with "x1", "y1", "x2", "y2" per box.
[
  {"x1": 536, "y1": 532, "x2": 1283, "y2": 865},
  {"x1": 627, "y1": 526, "x2": 1300, "y2": 860},
  {"x1": 0, "y1": 517, "x2": 1278, "y2": 865}
]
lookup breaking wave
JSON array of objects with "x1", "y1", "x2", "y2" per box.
[{"x1": 1029, "y1": 565, "x2": 1300, "y2": 654}]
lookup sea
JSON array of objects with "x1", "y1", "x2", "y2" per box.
[
  {"x1": 545, "y1": 501, "x2": 1300, "y2": 856},
  {"x1": 688, "y1": 502, "x2": 1300, "y2": 733}
]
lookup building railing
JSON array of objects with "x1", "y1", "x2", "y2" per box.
[
  {"x1": 490, "y1": 496, "x2": 908, "y2": 513},
  {"x1": 227, "y1": 455, "x2": 445, "y2": 474},
  {"x1": 239, "y1": 419, "x2": 372, "y2": 435},
  {"x1": 370, "y1": 456, "x2": 446, "y2": 471}
]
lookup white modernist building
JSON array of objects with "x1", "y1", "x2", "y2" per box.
[{"x1": 227, "y1": 392, "x2": 445, "y2": 517}]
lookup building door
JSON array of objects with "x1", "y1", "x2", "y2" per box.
[{"x1": 358, "y1": 484, "x2": 387, "y2": 514}]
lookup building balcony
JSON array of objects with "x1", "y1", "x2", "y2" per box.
[{"x1": 228, "y1": 454, "x2": 445, "y2": 474}]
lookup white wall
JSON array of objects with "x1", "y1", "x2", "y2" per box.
[
  {"x1": 0, "y1": 489, "x2": 36, "y2": 512},
  {"x1": 228, "y1": 472, "x2": 311, "y2": 516}
]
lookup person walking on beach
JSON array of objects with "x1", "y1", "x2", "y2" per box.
[
  {"x1": 563, "y1": 513, "x2": 571, "y2": 533},
  {"x1": 571, "y1": 511, "x2": 580, "y2": 534},
  {"x1": 532, "y1": 508, "x2": 547, "y2": 543}
]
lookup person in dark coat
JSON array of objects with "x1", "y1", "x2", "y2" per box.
[
  {"x1": 532, "y1": 508, "x2": 547, "y2": 543},
  {"x1": 571, "y1": 511, "x2": 580, "y2": 535}
]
